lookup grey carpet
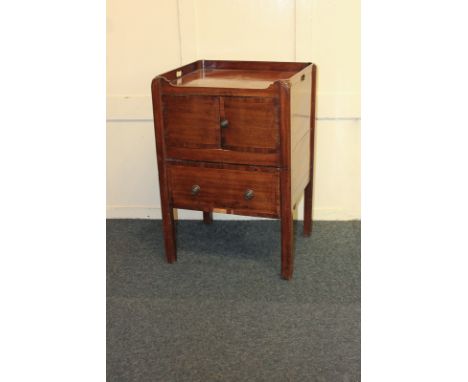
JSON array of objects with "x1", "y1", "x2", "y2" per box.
[{"x1": 107, "y1": 220, "x2": 360, "y2": 382}]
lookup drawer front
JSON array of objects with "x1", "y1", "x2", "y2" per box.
[
  {"x1": 162, "y1": 95, "x2": 280, "y2": 166},
  {"x1": 168, "y1": 164, "x2": 280, "y2": 216}
]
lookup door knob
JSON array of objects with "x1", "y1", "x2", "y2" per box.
[
  {"x1": 220, "y1": 119, "x2": 229, "y2": 128},
  {"x1": 191, "y1": 184, "x2": 201, "y2": 196}
]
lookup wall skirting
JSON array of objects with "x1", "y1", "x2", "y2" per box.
[{"x1": 106, "y1": 205, "x2": 360, "y2": 221}]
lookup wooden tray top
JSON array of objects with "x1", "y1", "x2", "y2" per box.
[{"x1": 159, "y1": 60, "x2": 310, "y2": 89}]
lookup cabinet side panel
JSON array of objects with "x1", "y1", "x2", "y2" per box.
[
  {"x1": 290, "y1": 68, "x2": 312, "y2": 154},
  {"x1": 291, "y1": 132, "x2": 311, "y2": 205},
  {"x1": 290, "y1": 67, "x2": 312, "y2": 205}
]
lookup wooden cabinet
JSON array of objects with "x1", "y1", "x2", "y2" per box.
[{"x1": 151, "y1": 60, "x2": 316, "y2": 280}]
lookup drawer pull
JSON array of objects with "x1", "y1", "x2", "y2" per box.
[
  {"x1": 191, "y1": 184, "x2": 201, "y2": 196},
  {"x1": 244, "y1": 189, "x2": 255, "y2": 200},
  {"x1": 220, "y1": 119, "x2": 229, "y2": 129}
]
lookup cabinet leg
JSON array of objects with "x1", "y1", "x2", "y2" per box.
[
  {"x1": 162, "y1": 205, "x2": 177, "y2": 263},
  {"x1": 281, "y1": 212, "x2": 294, "y2": 280},
  {"x1": 303, "y1": 180, "x2": 313, "y2": 237},
  {"x1": 203, "y1": 211, "x2": 213, "y2": 224}
]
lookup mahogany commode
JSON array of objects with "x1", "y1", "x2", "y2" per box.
[{"x1": 151, "y1": 60, "x2": 316, "y2": 280}]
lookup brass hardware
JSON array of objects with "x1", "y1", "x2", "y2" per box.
[
  {"x1": 244, "y1": 189, "x2": 254, "y2": 200},
  {"x1": 191, "y1": 184, "x2": 201, "y2": 195},
  {"x1": 220, "y1": 119, "x2": 229, "y2": 128}
]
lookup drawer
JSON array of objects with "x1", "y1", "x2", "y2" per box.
[
  {"x1": 162, "y1": 95, "x2": 280, "y2": 166},
  {"x1": 167, "y1": 164, "x2": 280, "y2": 217}
]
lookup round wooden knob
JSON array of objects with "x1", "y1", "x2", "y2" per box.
[
  {"x1": 220, "y1": 119, "x2": 229, "y2": 128},
  {"x1": 191, "y1": 184, "x2": 201, "y2": 196},
  {"x1": 244, "y1": 189, "x2": 254, "y2": 200}
]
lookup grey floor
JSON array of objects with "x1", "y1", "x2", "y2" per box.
[{"x1": 107, "y1": 219, "x2": 360, "y2": 382}]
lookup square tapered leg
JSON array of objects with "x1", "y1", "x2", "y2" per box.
[
  {"x1": 303, "y1": 181, "x2": 312, "y2": 237},
  {"x1": 161, "y1": 204, "x2": 177, "y2": 263},
  {"x1": 281, "y1": 212, "x2": 294, "y2": 280},
  {"x1": 203, "y1": 211, "x2": 213, "y2": 224}
]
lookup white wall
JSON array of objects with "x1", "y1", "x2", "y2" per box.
[{"x1": 107, "y1": 0, "x2": 360, "y2": 220}]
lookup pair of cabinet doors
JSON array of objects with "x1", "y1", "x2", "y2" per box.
[{"x1": 162, "y1": 95, "x2": 280, "y2": 158}]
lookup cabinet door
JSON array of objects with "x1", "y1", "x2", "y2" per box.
[
  {"x1": 163, "y1": 95, "x2": 220, "y2": 149},
  {"x1": 222, "y1": 97, "x2": 279, "y2": 153}
]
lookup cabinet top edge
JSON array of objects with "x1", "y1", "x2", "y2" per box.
[{"x1": 152, "y1": 60, "x2": 314, "y2": 90}]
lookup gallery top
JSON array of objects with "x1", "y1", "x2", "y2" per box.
[{"x1": 155, "y1": 60, "x2": 312, "y2": 90}]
